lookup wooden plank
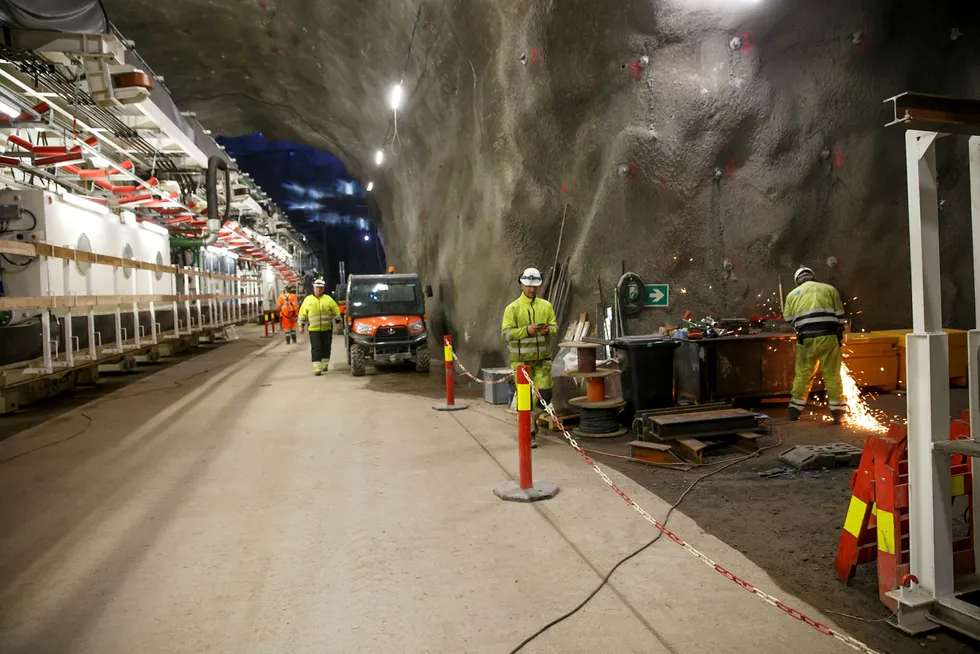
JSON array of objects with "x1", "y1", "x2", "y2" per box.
[
  {"x1": 0, "y1": 296, "x2": 54, "y2": 310},
  {"x1": 0, "y1": 240, "x2": 37, "y2": 257},
  {"x1": 98, "y1": 254, "x2": 124, "y2": 267}
]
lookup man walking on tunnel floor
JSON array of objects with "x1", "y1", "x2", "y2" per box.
[
  {"x1": 277, "y1": 284, "x2": 299, "y2": 344},
  {"x1": 783, "y1": 266, "x2": 847, "y2": 423},
  {"x1": 502, "y1": 267, "x2": 558, "y2": 448},
  {"x1": 299, "y1": 278, "x2": 341, "y2": 376}
]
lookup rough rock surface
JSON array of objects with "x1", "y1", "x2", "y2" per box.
[{"x1": 106, "y1": 0, "x2": 980, "y2": 369}]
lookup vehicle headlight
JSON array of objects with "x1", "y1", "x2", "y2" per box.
[
  {"x1": 408, "y1": 320, "x2": 424, "y2": 334},
  {"x1": 354, "y1": 322, "x2": 373, "y2": 335}
]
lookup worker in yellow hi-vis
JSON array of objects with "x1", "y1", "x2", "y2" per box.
[
  {"x1": 298, "y1": 278, "x2": 341, "y2": 376},
  {"x1": 501, "y1": 267, "x2": 558, "y2": 448},
  {"x1": 783, "y1": 266, "x2": 847, "y2": 423}
]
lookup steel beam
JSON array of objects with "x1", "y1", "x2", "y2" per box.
[{"x1": 886, "y1": 93, "x2": 980, "y2": 136}]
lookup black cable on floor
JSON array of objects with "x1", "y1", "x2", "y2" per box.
[
  {"x1": 0, "y1": 411, "x2": 92, "y2": 465},
  {"x1": 0, "y1": 368, "x2": 215, "y2": 466},
  {"x1": 508, "y1": 428, "x2": 784, "y2": 653}
]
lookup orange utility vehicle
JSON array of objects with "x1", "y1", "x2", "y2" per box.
[{"x1": 343, "y1": 273, "x2": 433, "y2": 377}]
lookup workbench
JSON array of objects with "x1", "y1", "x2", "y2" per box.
[{"x1": 674, "y1": 333, "x2": 797, "y2": 403}]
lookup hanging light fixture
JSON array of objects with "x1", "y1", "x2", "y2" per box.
[
  {"x1": 375, "y1": 150, "x2": 384, "y2": 166},
  {"x1": 389, "y1": 82, "x2": 404, "y2": 111},
  {"x1": 366, "y1": 182, "x2": 374, "y2": 192}
]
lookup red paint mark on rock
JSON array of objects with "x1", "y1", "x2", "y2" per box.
[
  {"x1": 181, "y1": 28, "x2": 193, "y2": 36},
  {"x1": 853, "y1": 21, "x2": 870, "y2": 55},
  {"x1": 833, "y1": 150, "x2": 845, "y2": 169},
  {"x1": 561, "y1": 185, "x2": 569, "y2": 195},
  {"x1": 739, "y1": 33, "x2": 756, "y2": 56},
  {"x1": 725, "y1": 159, "x2": 738, "y2": 178},
  {"x1": 625, "y1": 164, "x2": 641, "y2": 182},
  {"x1": 628, "y1": 60, "x2": 643, "y2": 82},
  {"x1": 658, "y1": 176, "x2": 667, "y2": 186},
  {"x1": 258, "y1": 0, "x2": 269, "y2": 8},
  {"x1": 530, "y1": 48, "x2": 544, "y2": 64}
]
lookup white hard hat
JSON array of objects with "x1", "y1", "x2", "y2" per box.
[
  {"x1": 313, "y1": 278, "x2": 326, "y2": 287},
  {"x1": 519, "y1": 267, "x2": 543, "y2": 287},
  {"x1": 794, "y1": 267, "x2": 814, "y2": 283}
]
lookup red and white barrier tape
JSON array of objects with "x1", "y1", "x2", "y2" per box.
[
  {"x1": 521, "y1": 369, "x2": 882, "y2": 654},
  {"x1": 452, "y1": 352, "x2": 514, "y2": 385}
]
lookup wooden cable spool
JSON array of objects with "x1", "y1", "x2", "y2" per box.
[{"x1": 559, "y1": 342, "x2": 626, "y2": 438}]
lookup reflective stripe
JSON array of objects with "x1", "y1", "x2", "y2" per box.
[
  {"x1": 789, "y1": 398, "x2": 807, "y2": 408},
  {"x1": 444, "y1": 345, "x2": 452, "y2": 362},
  {"x1": 502, "y1": 328, "x2": 513, "y2": 340},
  {"x1": 843, "y1": 496, "x2": 868, "y2": 537},
  {"x1": 794, "y1": 315, "x2": 841, "y2": 328},
  {"x1": 786, "y1": 306, "x2": 840, "y2": 321},
  {"x1": 517, "y1": 383, "x2": 531, "y2": 411},
  {"x1": 828, "y1": 401, "x2": 847, "y2": 408},
  {"x1": 876, "y1": 509, "x2": 896, "y2": 554}
]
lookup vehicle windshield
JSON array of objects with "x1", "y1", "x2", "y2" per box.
[{"x1": 348, "y1": 280, "x2": 423, "y2": 316}]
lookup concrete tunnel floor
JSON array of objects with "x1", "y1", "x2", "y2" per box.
[{"x1": 0, "y1": 326, "x2": 948, "y2": 653}]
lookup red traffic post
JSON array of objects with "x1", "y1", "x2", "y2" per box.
[
  {"x1": 494, "y1": 365, "x2": 560, "y2": 503},
  {"x1": 432, "y1": 334, "x2": 468, "y2": 412}
]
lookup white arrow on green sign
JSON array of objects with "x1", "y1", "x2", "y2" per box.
[{"x1": 644, "y1": 284, "x2": 669, "y2": 307}]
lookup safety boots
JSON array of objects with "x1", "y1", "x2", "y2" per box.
[
  {"x1": 831, "y1": 410, "x2": 845, "y2": 425},
  {"x1": 788, "y1": 407, "x2": 802, "y2": 422}
]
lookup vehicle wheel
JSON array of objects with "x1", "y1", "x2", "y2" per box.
[
  {"x1": 415, "y1": 345, "x2": 430, "y2": 373},
  {"x1": 350, "y1": 345, "x2": 366, "y2": 377}
]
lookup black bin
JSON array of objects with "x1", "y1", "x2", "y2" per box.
[{"x1": 612, "y1": 335, "x2": 680, "y2": 420}]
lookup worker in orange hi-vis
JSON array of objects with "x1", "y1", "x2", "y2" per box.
[{"x1": 277, "y1": 284, "x2": 300, "y2": 344}]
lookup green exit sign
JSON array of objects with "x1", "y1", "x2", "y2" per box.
[{"x1": 644, "y1": 284, "x2": 669, "y2": 307}]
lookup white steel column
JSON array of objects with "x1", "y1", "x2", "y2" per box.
[
  {"x1": 86, "y1": 309, "x2": 96, "y2": 359},
  {"x1": 85, "y1": 266, "x2": 96, "y2": 359},
  {"x1": 148, "y1": 268, "x2": 157, "y2": 344},
  {"x1": 969, "y1": 135, "x2": 980, "y2": 574},
  {"x1": 905, "y1": 129, "x2": 954, "y2": 601},
  {"x1": 64, "y1": 309, "x2": 74, "y2": 367},
  {"x1": 171, "y1": 268, "x2": 181, "y2": 336},
  {"x1": 183, "y1": 269, "x2": 193, "y2": 333},
  {"x1": 40, "y1": 310, "x2": 52, "y2": 372},
  {"x1": 131, "y1": 262, "x2": 141, "y2": 348},
  {"x1": 194, "y1": 267, "x2": 203, "y2": 329}
]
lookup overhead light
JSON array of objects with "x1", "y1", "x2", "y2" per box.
[
  {"x1": 375, "y1": 150, "x2": 384, "y2": 166},
  {"x1": 0, "y1": 99, "x2": 20, "y2": 118},
  {"x1": 366, "y1": 182, "x2": 374, "y2": 192},
  {"x1": 389, "y1": 82, "x2": 404, "y2": 111},
  {"x1": 344, "y1": 182, "x2": 353, "y2": 195},
  {"x1": 90, "y1": 155, "x2": 111, "y2": 168},
  {"x1": 364, "y1": 234, "x2": 371, "y2": 242}
]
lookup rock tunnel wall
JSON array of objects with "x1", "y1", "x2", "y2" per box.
[{"x1": 107, "y1": 0, "x2": 980, "y2": 369}]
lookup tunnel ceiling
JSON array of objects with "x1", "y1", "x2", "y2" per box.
[{"x1": 105, "y1": 0, "x2": 980, "y2": 364}]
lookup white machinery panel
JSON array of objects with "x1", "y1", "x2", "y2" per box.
[{"x1": 0, "y1": 189, "x2": 172, "y2": 323}]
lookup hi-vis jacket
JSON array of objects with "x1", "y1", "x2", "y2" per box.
[
  {"x1": 299, "y1": 294, "x2": 340, "y2": 332},
  {"x1": 783, "y1": 280, "x2": 846, "y2": 340},
  {"x1": 501, "y1": 293, "x2": 558, "y2": 363},
  {"x1": 277, "y1": 292, "x2": 299, "y2": 317}
]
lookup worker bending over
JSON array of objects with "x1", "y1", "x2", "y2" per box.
[
  {"x1": 299, "y1": 278, "x2": 340, "y2": 376},
  {"x1": 277, "y1": 284, "x2": 299, "y2": 344},
  {"x1": 502, "y1": 267, "x2": 558, "y2": 448},
  {"x1": 783, "y1": 266, "x2": 847, "y2": 423}
]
